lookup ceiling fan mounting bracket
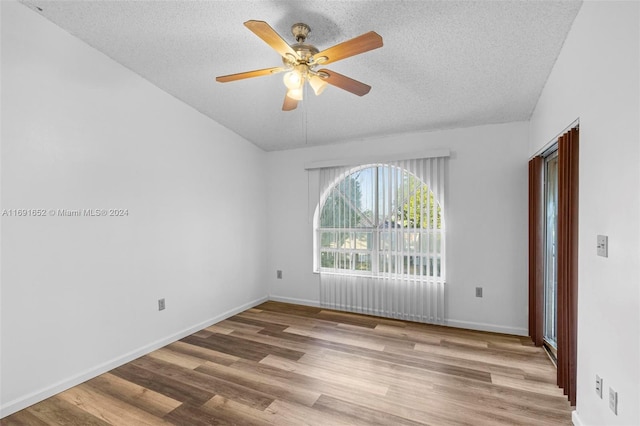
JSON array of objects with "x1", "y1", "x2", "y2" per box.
[{"x1": 291, "y1": 23, "x2": 311, "y2": 43}]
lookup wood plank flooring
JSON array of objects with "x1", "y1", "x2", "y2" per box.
[{"x1": 1, "y1": 302, "x2": 573, "y2": 425}]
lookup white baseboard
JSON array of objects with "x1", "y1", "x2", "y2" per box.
[
  {"x1": 268, "y1": 296, "x2": 528, "y2": 336},
  {"x1": 0, "y1": 295, "x2": 268, "y2": 419},
  {"x1": 268, "y1": 294, "x2": 321, "y2": 308},
  {"x1": 438, "y1": 318, "x2": 527, "y2": 336},
  {"x1": 571, "y1": 410, "x2": 583, "y2": 426}
]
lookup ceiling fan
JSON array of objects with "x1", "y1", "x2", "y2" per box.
[{"x1": 216, "y1": 20, "x2": 383, "y2": 111}]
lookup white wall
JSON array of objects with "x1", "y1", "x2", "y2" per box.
[
  {"x1": 266, "y1": 122, "x2": 530, "y2": 335},
  {"x1": 528, "y1": 2, "x2": 639, "y2": 425},
  {"x1": 5, "y1": 0, "x2": 636, "y2": 422},
  {"x1": 0, "y1": 2, "x2": 267, "y2": 416}
]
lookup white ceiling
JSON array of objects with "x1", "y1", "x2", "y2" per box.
[{"x1": 20, "y1": 1, "x2": 582, "y2": 151}]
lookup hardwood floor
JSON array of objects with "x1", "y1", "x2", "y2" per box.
[{"x1": 1, "y1": 302, "x2": 573, "y2": 425}]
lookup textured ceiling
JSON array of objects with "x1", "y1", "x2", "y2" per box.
[{"x1": 20, "y1": 1, "x2": 582, "y2": 151}]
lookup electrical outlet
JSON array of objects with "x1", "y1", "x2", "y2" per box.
[
  {"x1": 609, "y1": 387, "x2": 618, "y2": 415},
  {"x1": 475, "y1": 287, "x2": 483, "y2": 298},
  {"x1": 158, "y1": 298, "x2": 165, "y2": 311},
  {"x1": 276, "y1": 270, "x2": 283, "y2": 279},
  {"x1": 595, "y1": 375, "x2": 603, "y2": 398}
]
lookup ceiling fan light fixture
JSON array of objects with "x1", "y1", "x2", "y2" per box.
[
  {"x1": 309, "y1": 75, "x2": 328, "y2": 96},
  {"x1": 287, "y1": 88, "x2": 304, "y2": 101},
  {"x1": 283, "y1": 71, "x2": 303, "y2": 90}
]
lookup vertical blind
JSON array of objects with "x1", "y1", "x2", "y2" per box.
[
  {"x1": 556, "y1": 127, "x2": 579, "y2": 406},
  {"x1": 528, "y1": 156, "x2": 544, "y2": 346},
  {"x1": 316, "y1": 156, "x2": 447, "y2": 323}
]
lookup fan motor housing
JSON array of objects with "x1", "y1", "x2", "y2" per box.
[{"x1": 293, "y1": 43, "x2": 319, "y2": 61}]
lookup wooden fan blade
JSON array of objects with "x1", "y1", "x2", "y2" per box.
[
  {"x1": 216, "y1": 67, "x2": 284, "y2": 82},
  {"x1": 317, "y1": 69, "x2": 371, "y2": 96},
  {"x1": 313, "y1": 31, "x2": 383, "y2": 65},
  {"x1": 244, "y1": 20, "x2": 300, "y2": 60},
  {"x1": 282, "y1": 93, "x2": 298, "y2": 111}
]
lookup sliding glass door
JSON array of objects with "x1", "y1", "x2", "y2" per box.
[{"x1": 543, "y1": 151, "x2": 558, "y2": 353}]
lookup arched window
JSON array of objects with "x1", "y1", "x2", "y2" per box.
[{"x1": 315, "y1": 162, "x2": 444, "y2": 280}]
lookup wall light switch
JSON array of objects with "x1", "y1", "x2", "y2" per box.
[
  {"x1": 597, "y1": 235, "x2": 608, "y2": 257},
  {"x1": 595, "y1": 375, "x2": 603, "y2": 398},
  {"x1": 475, "y1": 287, "x2": 483, "y2": 298},
  {"x1": 276, "y1": 270, "x2": 283, "y2": 279}
]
